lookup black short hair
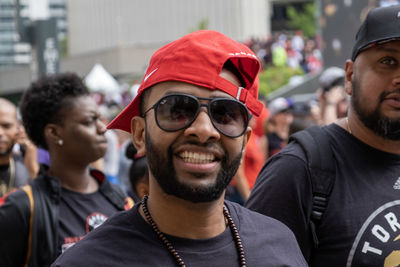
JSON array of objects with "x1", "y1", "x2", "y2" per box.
[
  {"x1": 19, "y1": 72, "x2": 89, "y2": 149},
  {"x1": 129, "y1": 156, "x2": 148, "y2": 201},
  {"x1": 223, "y1": 60, "x2": 246, "y2": 87}
]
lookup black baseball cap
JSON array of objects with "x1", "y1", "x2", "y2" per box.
[{"x1": 351, "y1": 5, "x2": 400, "y2": 61}]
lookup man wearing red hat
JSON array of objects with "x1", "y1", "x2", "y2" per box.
[
  {"x1": 52, "y1": 30, "x2": 306, "y2": 266},
  {"x1": 247, "y1": 4, "x2": 400, "y2": 267}
]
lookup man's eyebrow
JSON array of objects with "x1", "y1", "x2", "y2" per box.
[{"x1": 376, "y1": 46, "x2": 400, "y2": 54}]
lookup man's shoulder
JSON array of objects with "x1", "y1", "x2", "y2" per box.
[
  {"x1": 0, "y1": 174, "x2": 50, "y2": 210},
  {"x1": 271, "y1": 124, "x2": 337, "y2": 168},
  {"x1": 227, "y1": 201, "x2": 307, "y2": 266},
  {"x1": 226, "y1": 201, "x2": 294, "y2": 232},
  {"x1": 0, "y1": 185, "x2": 31, "y2": 218}
]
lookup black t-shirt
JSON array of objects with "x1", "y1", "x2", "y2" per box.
[
  {"x1": 246, "y1": 123, "x2": 400, "y2": 266},
  {"x1": 52, "y1": 201, "x2": 307, "y2": 266},
  {"x1": 58, "y1": 187, "x2": 120, "y2": 253}
]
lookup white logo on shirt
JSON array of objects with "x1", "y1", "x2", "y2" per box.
[{"x1": 393, "y1": 177, "x2": 400, "y2": 189}]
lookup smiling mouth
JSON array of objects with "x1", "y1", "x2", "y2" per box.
[
  {"x1": 385, "y1": 96, "x2": 400, "y2": 101},
  {"x1": 179, "y1": 151, "x2": 216, "y2": 164}
]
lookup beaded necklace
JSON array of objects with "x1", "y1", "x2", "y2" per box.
[{"x1": 141, "y1": 195, "x2": 247, "y2": 267}]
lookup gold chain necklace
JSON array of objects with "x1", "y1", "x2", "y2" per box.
[
  {"x1": 0, "y1": 156, "x2": 15, "y2": 196},
  {"x1": 141, "y1": 195, "x2": 247, "y2": 266},
  {"x1": 345, "y1": 117, "x2": 352, "y2": 134}
]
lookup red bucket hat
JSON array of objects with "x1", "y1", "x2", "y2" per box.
[{"x1": 108, "y1": 30, "x2": 263, "y2": 133}]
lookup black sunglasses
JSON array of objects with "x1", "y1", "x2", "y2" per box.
[{"x1": 143, "y1": 93, "x2": 251, "y2": 138}]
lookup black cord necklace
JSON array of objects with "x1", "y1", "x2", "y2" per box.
[{"x1": 141, "y1": 195, "x2": 247, "y2": 267}]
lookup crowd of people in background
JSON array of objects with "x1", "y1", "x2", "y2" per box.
[
  {"x1": 0, "y1": 33, "x2": 343, "y2": 213},
  {"x1": 247, "y1": 30, "x2": 323, "y2": 74},
  {"x1": 1, "y1": 4, "x2": 400, "y2": 266},
  {"x1": 76, "y1": 30, "x2": 326, "y2": 205}
]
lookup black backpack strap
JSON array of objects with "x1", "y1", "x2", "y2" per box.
[{"x1": 289, "y1": 125, "x2": 336, "y2": 247}]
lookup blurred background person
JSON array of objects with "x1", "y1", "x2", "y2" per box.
[
  {"x1": 0, "y1": 73, "x2": 132, "y2": 267},
  {"x1": 128, "y1": 156, "x2": 149, "y2": 202},
  {"x1": 98, "y1": 105, "x2": 120, "y2": 185},
  {"x1": 123, "y1": 141, "x2": 149, "y2": 202},
  {"x1": 117, "y1": 137, "x2": 136, "y2": 194},
  {"x1": 0, "y1": 98, "x2": 38, "y2": 197},
  {"x1": 265, "y1": 97, "x2": 294, "y2": 157},
  {"x1": 289, "y1": 101, "x2": 319, "y2": 136},
  {"x1": 226, "y1": 116, "x2": 267, "y2": 204},
  {"x1": 317, "y1": 66, "x2": 348, "y2": 125}
]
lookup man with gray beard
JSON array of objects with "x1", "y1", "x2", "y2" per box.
[{"x1": 247, "y1": 4, "x2": 400, "y2": 267}]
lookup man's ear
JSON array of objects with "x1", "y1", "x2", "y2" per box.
[
  {"x1": 131, "y1": 116, "x2": 146, "y2": 158},
  {"x1": 345, "y1": 60, "x2": 354, "y2": 96},
  {"x1": 242, "y1": 126, "x2": 252, "y2": 154}
]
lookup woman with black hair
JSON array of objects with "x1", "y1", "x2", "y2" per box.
[{"x1": 0, "y1": 73, "x2": 133, "y2": 267}]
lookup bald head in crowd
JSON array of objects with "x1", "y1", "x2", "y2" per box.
[
  {"x1": 0, "y1": 97, "x2": 35, "y2": 197},
  {"x1": 0, "y1": 98, "x2": 19, "y2": 161}
]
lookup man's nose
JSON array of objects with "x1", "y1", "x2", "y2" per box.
[
  {"x1": 392, "y1": 72, "x2": 400, "y2": 87},
  {"x1": 184, "y1": 109, "x2": 220, "y2": 143}
]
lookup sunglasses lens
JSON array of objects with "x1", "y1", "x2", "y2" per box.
[
  {"x1": 156, "y1": 95, "x2": 198, "y2": 131},
  {"x1": 210, "y1": 99, "x2": 248, "y2": 137},
  {"x1": 154, "y1": 94, "x2": 249, "y2": 137}
]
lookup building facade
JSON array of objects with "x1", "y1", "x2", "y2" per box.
[
  {"x1": 0, "y1": 0, "x2": 30, "y2": 70},
  {"x1": 1, "y1": 0, "x2": 270, "y2": 96},
  {"x1": 0, "y1": 0, "x2": 66, "y2": 71}
]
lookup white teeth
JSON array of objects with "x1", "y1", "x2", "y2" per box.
[{"x1": 179, "y1": 151, "x2": 215, "y2": 163}]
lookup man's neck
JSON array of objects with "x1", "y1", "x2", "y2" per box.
[
  {"x1": 141, "y1": 184, "x2": 227, "y2": 239},
  {"x1": 338, "y1": 112, "x2": 400, "y2": 154}
]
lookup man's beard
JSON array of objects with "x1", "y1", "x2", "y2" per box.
[
  {"x1": 0, "y1": 144, "x2": 13, "y2": 158},
  {"x1": 352, "y1": 75, "x2": 400, "y2": 140},
  {"x1": 145, "y1": 131, "x2": 243, "y2": 203}
]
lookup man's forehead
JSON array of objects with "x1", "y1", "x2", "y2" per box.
[
  {"x1": 0, "y1": 105, "x2": 17, "y2": 120},
  {"x1": 359, "y1": 40, "x2": 400, "y2": 57},
  {"x1": 0, "y1": 112, "x2": 18, "y2": 126},
  {"x1": 375, "y1": 40, "x2": 400, "y2": 52},
  {"x1": 149, "y1": 67, "x2": 241, "y2": 97},
  {"x1": 149, "y1": 81, "x2": 234, "y2": 101}
]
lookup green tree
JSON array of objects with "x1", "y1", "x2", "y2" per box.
[
  {"x1": 60, "y1": 38, "x2": 68, "y2": 58},
  {"x1": 286, "y1": 2, "x2": 316, "y2": 38},
  {"x1": 258, "y1": 66, "x2": 304, "y2": 97},
  {"x1": 189, "y1": 18, "x2": 209, "y2": 32}
]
